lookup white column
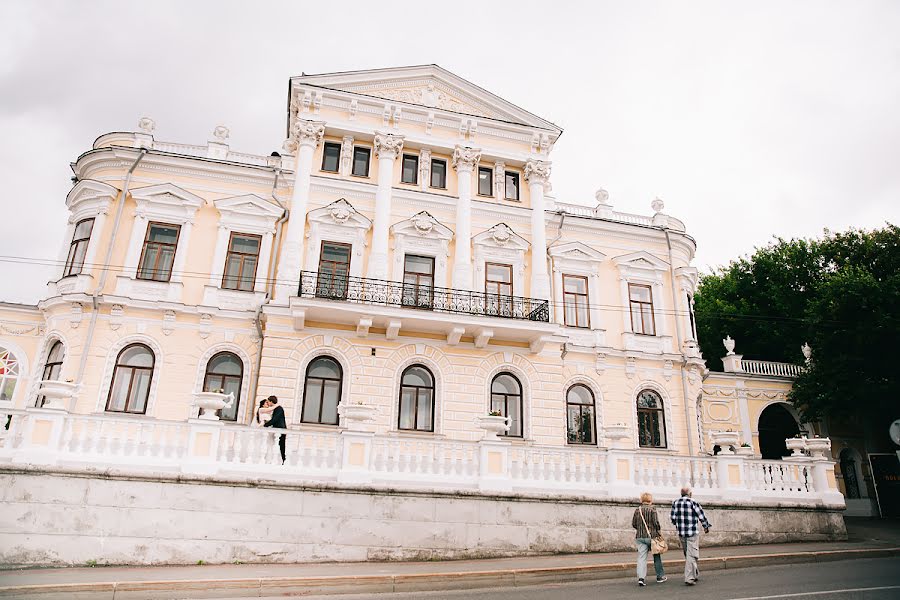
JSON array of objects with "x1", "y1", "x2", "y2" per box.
[
  {"x1": 209, "y1": 225, "x2": 230, "y2": 286},
  {"x1": 274, "y1": 120, "x2": 325, "y2": 303},
  {"x1": 170, "y1": 220, "x2": 192, "y2": 284},
  {"x1": 256, "y1": 230, "x2": 274, "y2": 293},
  {"x1": 451, "y1": 145, "x2": 481, "y2": 290},
  {"x1": 367, "y1": 131, "x2": 404, "y2": 280},
  {"x1": 123, "y1": 213, "x2": 148, "y2": 276},
  {"x1": 524, "y1": 159, "x2": 551, "y2": 300}
]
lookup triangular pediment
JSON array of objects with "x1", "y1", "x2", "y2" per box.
[
  {"x1": 613, "y1": 251, "x2": 669, "y2": 271},
  {"x1": 130, "y1": 183, "x2": 204, "y2": 208},
  {"x1": 293, "y1": 65, "x2": 560, "y2": 133},
  {"x1": 308, "y1": 198, "x2": 371, "y2": 229},
  {"x1": 391, "y1": 211, "x2": 453, "y2": 239},
  {"x1": 66, "y1": 179, "x2": 118, "y2": 210},
  {"x1": 214, "y1": 194, "x2": 283, "y2": 219},
  {"x1": 549, "y1": 242, "x2": 606, "y2": 261},
  {"x1": 473, "y1": 223, "x2": 529, "y2": 250}
]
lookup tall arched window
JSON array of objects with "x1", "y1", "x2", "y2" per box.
[
  {"x1": 37, "y1": 340, "x2": 66, "y2": 408},
  {"x1": 566, "y1": 384, "x2": 596, "y2": 444},
  {"x1": 106, "y1": 344, "x2": 155, "y2": 414},
  {"x1": 0, "y1": 346, "x2": 21, "y2": 402},
  {"x1": 398, "y1": 365, "x2": 435, "y2": 432},
  {"x1": 637, "y1": 389, "x2": 666, "y2": 448},
  {"x1": 491, "y1": 372, "x2": 523, "y2": 438},
  {"x1": 202, "y1": 352, "x2": 243, "y2": 421},
  {"x1": 302, "y1": 356, "x2": 342, "y2": 425}
]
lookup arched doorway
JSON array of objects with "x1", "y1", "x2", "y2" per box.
[{"x1": 758, "y1": 403, "x2": 800, "y2": 460}]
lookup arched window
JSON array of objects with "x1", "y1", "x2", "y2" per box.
[
  {"x1": 839, "y1": 449, "x2": 861, "y2": 499},
  {"x1": 0, "y1": 346, "x2": 21, "y2": 402},
  {"x1": 106, "y1": 344, "x2": 155, "y2": 414},
  {"x1": 202, "y1": 352, "x2": 243, "y2": 421},
  {"x1": 302, "y1": 356, "x2": 342, "y2": 425},
  {"x1": 37, "y1": 341, "x2": 66, "y2": 408},
  {"x1": 491, "y1": 372, "x2": 523, "y2": 438},
  {"x1": 637, "y1": 389, "x2": 666, "y2": 448},
  {"x1": 398, "y1": 365, "x2": 435, "y2": 432},
  {"x1": 566, "y1": 384, "x2": 596, "y2": 444}
]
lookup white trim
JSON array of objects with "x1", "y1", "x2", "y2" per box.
[
  {"x1": 192, "y1": 343, "x2": 253, "y2": 424},
  {"x1": 293, "y1": 348, "x2": 352, "y2": 427},
  {"x1": 630, "y1": 380, "x2": 675, "y2": 451},
  {"x1": 562, "y1": 375, "x2": 604, "y2": 447},
  {"x1": 26, "y1": 331, "x2": 69, "y2": 408},
  {"x1": 484, "y1": 363, "x2": 531, "y2": 440},
  {"x1": 550, "y1": 242, "x2": 606, "y2": 330},
  {"x1": 473, "y1": 223, "x2": 529, "y2": 298},
  {"x1": 0, "y1": 338, "x2": 30, "y2": 408},
  {"x1": 390, "y1": 211, "x2": 453, "y2": 287},
  {"x1": 306, "y1": 199, "x2": 372, "y2": 280},
  {"x1": 389, "y1": 355, "x2": 444, "y2": 435},
  {"x1": 96, "y1": 334, "x2": 163, "y2": 417}
]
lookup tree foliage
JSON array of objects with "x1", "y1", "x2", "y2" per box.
[{"x1": 694, "y1": 225, "x2": 900, "y2": 421}]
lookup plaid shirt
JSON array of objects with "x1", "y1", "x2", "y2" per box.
[{"x1": 670, "y1": 496, "x2": 711, "y2": 537}]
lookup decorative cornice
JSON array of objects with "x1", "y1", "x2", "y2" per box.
[
  {"x1": 451, "y1": 145, "x2": 482, "y2": 172},
  {"x1": 523, "y1": 159, "x2": 551, "y2": 187},
  {"x1": 373, "y1": 131, "x2": 405, "y2": 159}
]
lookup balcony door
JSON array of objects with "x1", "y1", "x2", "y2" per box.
[
  {"x1": 485, "y1": 263, "x2": 513, "y2": 316},
  {"x1": 317, "y1": 241, "x2": 351, "y2": 299},
  {"x1": 402, "y1": 254, "x2": 434, "y2": 309}
]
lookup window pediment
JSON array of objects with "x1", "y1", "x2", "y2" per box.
[
  {"x1": 66, "y1": 179, "x2": 118, "y2": 221},
  {"x1": 309, "y1": 199, "x2": 372, "y2": 231},
  {"x1": 131, "y1": 183, "x2": 204, "y2": 222},
  {"x1": 473, "y1": 223, "x2": 529, "y2": 251},
  {"x1": 214, "y1": 194, "x2": 283, "y2": 233},
  {"x1": 549, "y1": 242, "x2": 606, "y2": 269},
  {"x1": 613, "y1": 251, "x2": 669, "y2": 283},
  {"x1": 391, "y1": 211, "x2": 453, "y2": 240}
]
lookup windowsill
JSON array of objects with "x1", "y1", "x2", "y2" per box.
[
  {"x1": 504, "y1": 198, "x2": 521, "y2": 202},
  {"x1": 320, "y1": 169, "x2": 339, "y2": 175},
  {"x1": 201, "y1": 285, "x2": 266, "y2": 311},
  {"x1": 49, "y1": 273, "x2": 94, "y2": 296},
  {"x1": 114, "y1": 276, "x2": 184, "y2": 304},
  {"x1": 637, "y1": 446, "x2": 677, "y2": 454},
  {"x1": 477, "y1": 194, "x2": 494, "y2": 199},
  {"x1": 94, "y1": 410, "x2": 151, "y2": 419},
  {"x1": 350, "y1": 174, "x2": 370, "y2": 179},
  {"x1": 399, "y1": 181, "x2": 418, "y2": 187},
  {"x1": 388, "y1": 429, "x2": 445, "y2": 439},
  {"x1": 292, "y1": 421, "x2": 340, "y2": 431},
  {"x1": 429, "y1": 186, "x2": 447, "y2": 191},
  {"x1": 633, "y1": 332, "x2": 658, "y2": 337}
]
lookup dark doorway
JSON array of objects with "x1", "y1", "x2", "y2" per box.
[{"x1": 758, "y1": 403, "x2": 800, "y2": 460}]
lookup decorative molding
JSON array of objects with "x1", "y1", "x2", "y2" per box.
[
  {"x1": 306, "y1": 199, "x2": 372, "y2": 280},
  {"x1": 390, "y1": 211, "x2": 453, "y2": 285},
  {"x1": 373, "y1": 131, "x2": 405, "y2": 160},
  {"x1": 289, "y1": 119, "x2": 325, "y2": 151},
  {"x1": 451, "y1": 145, "x2": 481, "y2": 172},
  {"x1": 524, "y1": 159, "x2": 551, "y2": 188}
]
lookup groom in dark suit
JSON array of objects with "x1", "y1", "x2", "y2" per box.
[{"x1": 262, "y1": 395, "x2": 287, "y2": 463}]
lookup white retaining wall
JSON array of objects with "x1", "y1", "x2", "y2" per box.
[{"x1": 0, "y1": 466, "x2": 847, "y2": 568}]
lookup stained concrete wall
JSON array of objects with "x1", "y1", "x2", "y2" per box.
[{"x1": 0, "y1": 466, "x2": 847, "y2": 568}]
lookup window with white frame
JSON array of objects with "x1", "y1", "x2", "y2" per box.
[
  {"x1": 566, "y1": 384, "x2": 596, "y2": 444},
  {"x1": 37, "y1": 341, "x2": 65, "y2": 408},
  {"x1": 63, "y1": 219, "x2": 95, "y2": 277},
  {"x1": 491, "y1": 372, "x2": 523, "y2": 438},
  {"x1": 106, "y1": 344, "x2": 155, "y2": 414},
  {"x1": 636, "y1": 389, "x2": 667, "y2": 448},
  {"x1": 0, "y1": 346, "x2": 21, "y2": 402}
]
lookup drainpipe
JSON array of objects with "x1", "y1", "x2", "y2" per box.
[
  {"x1": 548, "y1": 211, "x2": 566, "y2": 332},
  {"x1": 74, "y1": 148, "x2": 147, "y2": 388},
  {"x1": 664, "y1": 228, "x2": 697, "y2": 470},
  {"x1": 247, "y1": 165, "x2": 287, "y2": 422}
]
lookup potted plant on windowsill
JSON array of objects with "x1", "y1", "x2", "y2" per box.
[
  {"x1": 192, "y1": 390, "x2": 233, "y2": 421},
  {"x1": 337, "y1": 401, "x2": 377, "y2": 431},
  {"x1": 476, "y1": 411, "x2": 510, "y2": 440}
]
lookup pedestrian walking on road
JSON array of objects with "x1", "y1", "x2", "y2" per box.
[
  {"x1": 670, "y1": 486, "x2": 711, "y2": 585},
  {"x1": 632, "y1": 492, "x2": 667, "y2": 587}
]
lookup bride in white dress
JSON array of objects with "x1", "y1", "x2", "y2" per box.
[{"x1": 253, "y1": 398, "x2": 275, "y2": 426}]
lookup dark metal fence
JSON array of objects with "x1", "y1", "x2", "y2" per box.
[{"x1": 299, "y1": 271, "x2": 549, "y2": 322}]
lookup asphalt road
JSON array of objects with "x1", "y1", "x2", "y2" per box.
[{"x1": 292, "y1": 557, "x2": 900, "y2": 600}]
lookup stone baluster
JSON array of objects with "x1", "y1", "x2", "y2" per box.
[
  {"x1": 367, "y1": 132, "x2": 404, "y2": 280},
  {"x1": 524, "y1": 158, "x2": 552, "y2": 300},
  {"x1": 451, "y1": 145, "x2": 481, "y2": 290}
]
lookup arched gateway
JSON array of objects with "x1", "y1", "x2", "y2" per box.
[{"x1": 758, "y1": 403, "x2": 801, "y2": 459}]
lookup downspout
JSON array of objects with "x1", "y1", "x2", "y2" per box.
[
  {"x1": 75, "y1": 148, "x2": 147, "y2": 387},
  {"x1": 247, "y1": 165, "x2": 288, "y2": 422},
  {"x1": 548, "y1": 211, "x2": 566, "y2": 337},
  {"x1": 664, "y1": 228, "x2": 697, "y2": 471}
]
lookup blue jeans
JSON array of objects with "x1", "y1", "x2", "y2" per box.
[{"x1": 636, "y1": 537, "x2": 665, "y2": 580}]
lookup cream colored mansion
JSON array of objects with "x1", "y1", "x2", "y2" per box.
[{"x1": 0, "y1": 66, "x2": 852, "y2": 565}]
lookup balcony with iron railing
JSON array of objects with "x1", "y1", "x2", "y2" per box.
[{"x1": 287, "y1": 271, "x2": 559, "y2": 351}]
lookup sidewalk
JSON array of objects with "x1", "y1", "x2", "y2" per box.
[{"x1": 2, "y1": 518, "x2": 898, "y2": 599}]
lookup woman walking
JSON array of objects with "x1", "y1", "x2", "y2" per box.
[{"x1": 632, "y1": 492, "x2": 667, "y2": 586}]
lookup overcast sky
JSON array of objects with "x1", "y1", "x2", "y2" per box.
[{"x1": 1, "y1": 0, "x2": 898, "y2": 304}]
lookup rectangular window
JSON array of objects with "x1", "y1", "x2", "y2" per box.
[
  {"x1": 63, "y1": 218, "x2": 95, "y2": 276},
  {"x1": 505, "y1": 172, "x2": 520, "y2": 201},
  {"x1": 402, "y1": 254, "x2": 435, "y2": 308},
  {"x1": 563, "y1": 274, "x2": 590, "y2": 328},
  {"x1": 352, "y1": 147, "x2": 371, "y2": 177},
  {"x1": 137, "y1": 222, "x2": 181, "y2": 282},
  {"x1": 401, "y1": 154, "x2": 418, "y2": 184},
  {"x1": 629, "y1": 283, "x2": 656, "y2": 335},
  {"x1": 321, "y1": 142, "x2": 341, "y2": 172},
  {"x1": 316, "y1": 241, "x2": 352, "y2": 299},
  {"x1": 477, "y1": 166, "x2": 493, "y2": 196},
  {"x1": 222, "y1": 232, "x2": 261, "y2": 292},
  {"x1": 485, "y1": 263, "x2": 513, "y2": 316},
  {"x1": 430, "y1": 158, "x2": 447, "y2": 189}
]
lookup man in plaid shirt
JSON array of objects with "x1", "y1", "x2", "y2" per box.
[{"x1": 670, "y1": 486, "x2": 711, "y2": 585}]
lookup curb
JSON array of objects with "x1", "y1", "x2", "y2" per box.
[{"x1": 2, "y1": 547, "x2": 898, "y2": 599}]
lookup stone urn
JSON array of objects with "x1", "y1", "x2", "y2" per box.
[
  {"x1": 805, "y1": 437, "x2": 831, "y2": 459},
  {"x1": 709, "y1": 430, "x2": 741, "y2": 454},
  {"x1": 36, "y1": 380, "x2": 78, "y2": 410},
  {"x1": 476, "y1": 415, "x2": 510, "y2": 441},
  {"x1": 785, "y1": 436, "x2": 807, "y2": 458},
  {"x1": 337, "y1": 402, "x2": 378, "y2": 431},
  {"x1": 604, "y1": 423, "x2": 630, "y2": 449},
  {"x1": 192, "y1": 391, "x2": 233, "y2": 421}
]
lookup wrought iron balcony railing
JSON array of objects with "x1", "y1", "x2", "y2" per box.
[{"x1": 298, "y1": 271, "x2": 550, "y2": 322}]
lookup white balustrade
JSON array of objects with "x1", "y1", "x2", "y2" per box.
[
  {"x1": 0, "y1": 410, "x2": 838, "y2": 506},
  {"x1": 740, "y1": 360, "x2": 802, "y2": 378}
]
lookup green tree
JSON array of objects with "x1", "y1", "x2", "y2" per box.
[{"x1": 694, "y1": 225, "x2": 900, "y2": 421}]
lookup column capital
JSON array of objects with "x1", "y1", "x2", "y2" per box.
[
  {"x1": 289, "y1": 119, "x2": 326, "y2": 151},
  {"x1": 524, "y1": 158, "x2": 552, "y2": 187},
  {"x1": 451, "y1": 145, "x2": 481, "y2": 172},
  {"x1": 373, "y1": 131, "x2": 405, "y2": 160}
]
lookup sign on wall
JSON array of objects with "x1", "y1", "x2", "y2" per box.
[{"x1": 868, "y1": 453, "x2": 900, "y2": 518}]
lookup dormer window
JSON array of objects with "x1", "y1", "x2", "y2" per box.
[
  {"x1": 352, "y1": 147, "x2": 371, "y2": 177},
  {"x1": 505, "y1": 171, "x2": 520, "y2": 201},
  {"x1": 321, "y1": 142, "x2": 340, "y2": 173}
]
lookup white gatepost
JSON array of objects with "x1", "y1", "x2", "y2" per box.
[
  {"x1": 338, "y1": 430, "x2": 375, "y2": 485},
  {"x1": 714, "y1": 453, "x2": 748, "y2": 501},
  {"x1": 478, "y1": 439, "x2": 512, "y2": 493},
  {"x1": 805, "y1": 437, "x2": 844, "y2": 505},
  {"x1": 15, "y1": 406, "x2": 68, "y2": 465},
  {"x1": 183, "y1": 418, "x2": 224, "y2": 475},
  {"x1": 604, "y1": 424, "x2": 637, "y2": 499}
]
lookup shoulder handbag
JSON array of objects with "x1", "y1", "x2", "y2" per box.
[{"x1": 638, "y1": 506, "x2": 669, "y2": 555}]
